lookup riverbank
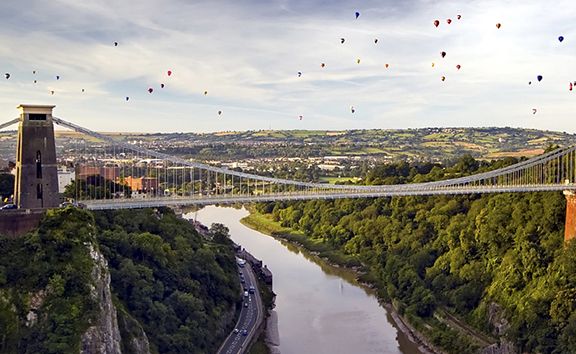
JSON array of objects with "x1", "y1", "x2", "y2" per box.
[{"x1": 240, "y1": 209, "x2": 485, "y2": 354}]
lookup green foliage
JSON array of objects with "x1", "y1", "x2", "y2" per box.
[
  {"x1": 94, "y1": 208, "x2": 239, "y2": 353},
  {"x1": 255, "y1": 156, "x2": 574, "y2": 353},
  {"x1": 0, "y1": 208, "x2": 98, "y2": 353}
]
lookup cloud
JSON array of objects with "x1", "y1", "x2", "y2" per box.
[{"x1": 0, "y1": 0, "x2": 574, "y2": 133}]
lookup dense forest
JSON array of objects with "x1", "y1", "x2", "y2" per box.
[
  {"x1": 94, "y1": 208, "x2": 239, "y2": 353},
  {"x1": 252, "y1": 155, "x2": 576, "y2": 353},
  {"x1": 0, "y1": 207, "x2": 240, "y2": 354}
]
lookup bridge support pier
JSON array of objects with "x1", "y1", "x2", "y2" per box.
[{"x1": 564, "y1": 191, "x2": 576, "y2": 243}]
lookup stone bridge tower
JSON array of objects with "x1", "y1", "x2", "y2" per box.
[{"x1": 14, "y1": 104, "x2": 60, "y2": 209}]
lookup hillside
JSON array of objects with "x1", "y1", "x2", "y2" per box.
[
  {"x1": 0, "y1": 127, "x2": 574, "y2": 163},
  {"x1": 0, "y1": 207, "x2": 239, "y2": 354},
  {"x1": 247, "y1": 155, "x2": 576, "y2": 353}
]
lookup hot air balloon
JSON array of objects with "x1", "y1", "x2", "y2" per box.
[
  {"x1": 441, "y1": 51, "x2": 446, "y2": 58},
  {"x1": 167, "y1": 70, "x2": 172, "y2": 76},
  {"x1": 456, "y1": 64, "x2": 461, "y2": 70},
  {"x1": 537, "y1": 75, "x2": 543, "y2": 82},
  {"x1": 532, "y1": 108, "x2": 537, "y2": 115},
  {"x1": 431, "y1": 63, "x2": 435, "y2": 67},
  {"x1": 4, "y1": 73, "x2": 9, "y2": 79},
  {"x1": 148, "y1": 88, "x2": 153, "y2": 93},
  {"x1": 441, "y1": 76, "x2": 446, "y2": 81},
  {"x1": 298, "y1": 71, "x2": 302, "y2": 77},
  {"x1": 374, "y1": 38, "x2": 378, "y2": 44},
  {"x1": 570, "y1": 82, "x2": 573, "y2": 91},
  {"x1": 125, "y1": 96, "x2": 129, "y2": 101},
  {"x1": 434, "y1": 20, "x2": 440, "y2": 27},
  {"x1": 340, "y1": 38, "x2": 345, "y2": 44},
  {"x1": 81, "y1": 88, "x2": 85, "y2": 92},
  {"x1": 356, "y1": 58, "x2": 361, "y2": 64},
  {"x1": 299, "y1": 115, "x2": 303, "y2": 120},
  {"x1": 204, "y1": 91, "x2": 208, "y2": 95},
  {"x1": 351, "y1": 106, "x2": 355, "y2": 113},
  {"x1": 161, "y1": 83, "x2": 165, "y2": 88},
  {"x1": 33, "y1": 80, "x2": 37, "y2": 84},
  {"x1": 32, "y1": 70, "x2": 36, "y2": 74},
  {"x1": 50, "y1": 90, "x2": 54, "y2": 95},
  {"x1": 447, "y1": 19, "x2": 452, "y2": 24},
  {"x1": 528, "y1": 81, "x2": 532, "y2": 85},
  {"x1": 385, "y1": 64, "x2": 389, "y2": 68},
  {"x1": 114, "y1": 42, "x2": 118, "y2": 46},
  {"x1": 496, "y1": 23, "x2": 501, "y2": 29},
  {"x1": 355, "y1": 11, "x2": 360, "y2": 19},
  {"x1": 321, "y1": 63, "x2": 325, "y2": 68},
  {"x1": 559, "y1": 36, "x2": 564, "y2": 43},
  {"x1": 457, "y1": 15, "x2": 462, "y2": 20},
  {"x1": 218, "y1": 110, "x2": 222, "y2": 115},
  {"x1": 56, "y1": 75, "x2": 60, "y2": 80}
]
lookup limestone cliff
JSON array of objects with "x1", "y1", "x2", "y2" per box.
[{"x1": 80, "y1": 244, "x2": 123, "y2": 354}]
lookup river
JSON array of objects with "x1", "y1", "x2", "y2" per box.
[{"x1": 188, "y1": 206, "x2": 424, "y2": 354}]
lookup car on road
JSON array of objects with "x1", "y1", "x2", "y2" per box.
[
  {"x1": 243, "y1": 291, "x2": 249, "y2": 297},
  {"x1": 242, "y1": 329, "x2": 248, "y2": 336},
  {"x1": 1, "y1": 204, "x2": 16, "y2": 210},
  {"x1": 233, "y1": 328, "x2": 239, "y2": 334},
  {"x1": 244, "y1": 302, "x2": 249, "y2": 307},
  {"x1": 249, "y1": 286, "x2": 255, "y2": 294}
]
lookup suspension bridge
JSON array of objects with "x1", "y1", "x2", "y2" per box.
[{"x1": 4, "y1": 104, "x2": 576, "y2": 240}]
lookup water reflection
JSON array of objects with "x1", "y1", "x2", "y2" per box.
[{"x1": 188, "y1": 206, "x2": 423, "y2": 354}]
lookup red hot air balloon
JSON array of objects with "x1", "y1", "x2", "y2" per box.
[
  {"x1": 456, "y1": 64, "x2": 461, "y2": 70},
  {"x1": 570, "y1": 82, "x2": 573, "y2": 91},
  {"x1": 167, "y1": 70, "x2": 172, "y2": 76},
  {"x1": 496, "y1": 23, "x2": 501, "y2": 29},
  {"x1": 457, "y1": 15, "x2": 462, "y2": 20},
  {"x1": 321, "y1": 63, "x2": 325, "y2": 68},
  {"x1": 385, "y1": 63, "x2": 389, "y2": 68},
  {"x1": 148, "y1": 88, "x2": 153, "y2": 93},
  {"x1": 441, "y1": 51, "x2": 446, "y2": 58},
  {"x1": 434, "y1": 20, "x2": 440, "y2": 27},
  {"x1": 447, "y1": 19, "x2": 452, "y2": 24}
]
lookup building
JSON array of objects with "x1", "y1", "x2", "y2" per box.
[
  {"x1": 120, "y1": 176, "x2": 159, "y2": 193},
  {"x1": 58, "y1": 167, "x2": 75, "y2": 193}
]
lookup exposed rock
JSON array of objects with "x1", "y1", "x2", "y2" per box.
[
  {"x1": 25, "y1": 289, "x2": 46, "y2": 327},
  {"x1": 80, "y1": 244, "x2": 122, "y2": 354},
  {"x1": 479, "y1": 340, "x2": 517, "y2": 354},
  {"x1": 487, "y1": 302, "x2": 510, "y2": 336},
  {"x1": 117, "y1": 307, "x2": 151, "y2": 354}
]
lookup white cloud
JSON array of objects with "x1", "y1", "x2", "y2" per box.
[{"x1": 0, "y1": 0, "x2": 574, "y2": 132}]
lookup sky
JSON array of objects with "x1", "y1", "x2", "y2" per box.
[{"x1": 0, "y1": 0, "x2": 575, "y2": 133}]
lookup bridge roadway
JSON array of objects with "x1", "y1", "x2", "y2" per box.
[{"x1": 84, "y1": 184, "x2": 576, "y2": 210}]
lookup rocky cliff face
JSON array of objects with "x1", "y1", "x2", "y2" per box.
[{"x1": 80, "y1": 244, "x2": 123, "y2": 354}]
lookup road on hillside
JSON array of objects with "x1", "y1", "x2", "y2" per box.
[{"x1": 217, "y1": 263, "x2": 264, "y2": 354}]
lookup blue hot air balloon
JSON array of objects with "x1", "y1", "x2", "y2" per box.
[
  {"x1": 537, "y1": 75, "x2": 543, "y2": 82},
  {"x1": 559, "y1": 36, "x2": 564, "y2": 42},
  {"x1": 355, "y1": 11, "x2": 360, "y2": 19}
]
